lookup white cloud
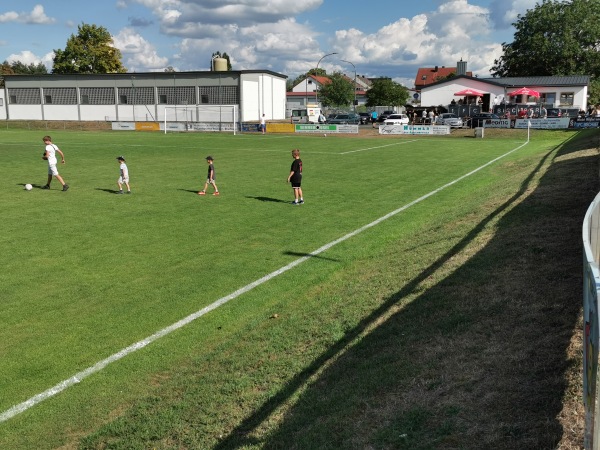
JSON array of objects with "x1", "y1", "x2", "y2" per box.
[
  {"x1": 112, "y1": 28, "x2": 169, "y2": 71},
  {"x1": 327, "y1": 1, "x2": 505, "y2": 84},
  {"x1": 6, "y1": 50, "x2": 54, "y2": 70},
  {"x1": 489, "y1": 0, "x2": 540, "y2": 30},
  {"x1": 0, "y1": 5, "x2": 55, "y2": 24}
]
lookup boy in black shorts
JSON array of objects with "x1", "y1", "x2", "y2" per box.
[{"x1": 287, "y1": 149, "x2": 303, "y2": 205}]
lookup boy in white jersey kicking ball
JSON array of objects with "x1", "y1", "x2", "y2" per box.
[{"x1": 41, "y1": 135, "x2": 69, "y2": 191}]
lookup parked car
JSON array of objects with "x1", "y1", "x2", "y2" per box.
[
  {"x1": 384, "y1": 114, "x2": 410, "y2": 125},
  {"x1": 378, "y1": 110, "x2": 395, "y2": 122},
  {"x1": 435, "y1": 113, "x2": 463, "y2": 128},
  {"x1": 358, "y1": 112, "x2": 371, "y2": 124},
  {"x1": 327, "y1": 113, "x2": 361, "y2": 124},
  {"x1": 467, "y1": 112, "x2": 501, "y2": 128}
]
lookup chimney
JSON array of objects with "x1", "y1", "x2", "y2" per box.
[
  {"x1": 457, "y1": 59, "x2": 467, "y2": 76},
  {"x1": 434, "y1": 65, "x2": 438, "y2": 72}
]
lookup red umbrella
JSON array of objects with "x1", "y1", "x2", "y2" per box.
[
  {"x1": 454, "y1": 88, "x2": 485, "y2": 96},
  {"x1": 508, "y1": 87, "x2": 540, "y2": 98}
]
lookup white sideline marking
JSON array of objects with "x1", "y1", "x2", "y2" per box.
[
  {"x1": 0, "y1": 141, "x2": 529, "y2": 423},
  {"x1": 339, "y1": 140, "x2": 416, "y2": 154}
]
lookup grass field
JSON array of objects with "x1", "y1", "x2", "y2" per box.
[{"x1": 0, "y1": 127, "x2": 596, "y2": 449}]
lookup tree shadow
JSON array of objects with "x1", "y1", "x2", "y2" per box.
[{"x1": 214, "y1": 132, "x2": 597, "y2": 449}]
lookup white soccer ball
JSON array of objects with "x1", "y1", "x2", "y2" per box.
[
  {"x1": 323, "y1": 133, "x2": 327, "y2": 137},
  {"x1": 24, "y1": 184, "x2": 33, "y2": 191}
]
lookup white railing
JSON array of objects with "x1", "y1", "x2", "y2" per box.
[{"x1": 582, "y1": 191, "x2": 600, "y2": 449}]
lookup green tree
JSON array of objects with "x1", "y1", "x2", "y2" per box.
[
  {"x1": 0, "y1": 60, "x2": 47, "y2": 87},
  {"x1": 491, "y1": 0, "x2": 600, "y2": 77},
  {"x1": 365, "y1": 78, "x2": 409, "y2": 108},
  {"x1": 52, "y1": 23, "x2": 126, "y2": 74},
  {"x1": 318, "y1": 72, "x2": 354, "y2": 108},
  {"x1": 5, "y1": 60, "x2": 47, "y2": 74},
  {"x1": 210, "y1": 51, "x2": 232, "y2": 70}
]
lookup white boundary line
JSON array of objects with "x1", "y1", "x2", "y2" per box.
[
  {"x1": 0, "y1": 140, "x2": 529, "y2": 424},
  {"x1": 339, "y1": 140, "x2": 417, "y2": 154}
]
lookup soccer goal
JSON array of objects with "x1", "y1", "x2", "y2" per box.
[{"x1": 163, "y1": 105, "x2": 238, "y2": 134}]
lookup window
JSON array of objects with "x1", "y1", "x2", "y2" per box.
[
  {"x1": 45, "y1": 95, "x2": 53, "y2": 104},
  {"x1": 540, "y1": 92, "x2": 555, "y2": 105},
  {"x1": 559, "y1": 92, "x2": 574, "y2": 106},
  {"x1": 9, "y1": 95, "x2": 17, "y2": 104},
  {"x1": 201, "y1": 94, "x2": 209, "y2": 104},
  {"x1": 120, "y1": 95, "x2": 128, "y2": 104},
  {"x1": 421, "y1": 75, "x2": 427, "y2": 80},
  {"x1": 159, "y1": 94, "x2": 168, "y2": 104},
  {"x1": 81, "y1": 94, "x2": 90, "y2": 104}
]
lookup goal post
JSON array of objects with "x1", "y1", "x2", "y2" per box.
[{"x1": 163, "y1": 105, "x2": 238, "y2": 134}]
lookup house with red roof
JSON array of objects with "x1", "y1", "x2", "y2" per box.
[
  {"x1": 287, "y1": 74, "x2": 369, "y2": 110},
  {"x1": 414, "y1": 60, "x2": 473, "y2": 90}
]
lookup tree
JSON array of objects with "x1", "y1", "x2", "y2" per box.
[
  {"x1": 491, "y1": 0, "x2": 600, "y2": 78},
  {"x1": 52, "y1": 23, "x2": 126, "y2": 74},
  {"x1": 0, "y1": 60, "x2": 47, "y2": 87},
  {"x1": 318, "y1": 72, "x2": 354, "y2": 108},
  {"x1": 365, "y1": 78, "x2": 409, "y2": 108},
  {"x1": 210, "y1": 51, "x2": 232, "y2": 70}
]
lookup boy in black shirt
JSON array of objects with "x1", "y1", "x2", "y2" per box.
[{"x1": 287, "y1": 149, "x2": 303, "y2": 205}]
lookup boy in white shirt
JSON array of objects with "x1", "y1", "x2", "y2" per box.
[
  {"x1": 116, "y1": 156, "x2": 131, "y2": 194},
  {"x1": 41, "y1": 135, "x2": 69, "y2": 191}
]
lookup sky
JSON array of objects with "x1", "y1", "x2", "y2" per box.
[{"x1": 0, "y1": 0, "x2": 541, "y2": 88}]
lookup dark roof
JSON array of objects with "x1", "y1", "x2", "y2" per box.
[
  {"x1": 422, "y1": 74, "x2": 590, "y2": 90},
  {"x1": 479, "y1": 75, "x2": 590, "y2": 87},
  {"x1": 3, "y1": 69, "x2": 288, "y2": 80}
]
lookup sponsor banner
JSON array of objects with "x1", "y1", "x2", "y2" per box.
[
  {"x1": 483, "y1": 119, "x2": 510, "y2": 129},
  {"x1": 378, "y1": 124, "x2": 450, "y2": 135},
  {"x1": 189, "y1": 123, "x2": 236, "y2": 132},
  {"x1": 268, "y1": 123, "x2": 296, "y2": 133},
  {"x1": 573, "y1": 119, "x2": 600, "y2": 129},
  {"x1": 514, "y1": 117, "x2": 570, "y2": 129},
  {"x1": 135, "y1": 122, "x2": 160, "y2": 131},
  {"x1": 112, "y1": 122, "x2": 136, "y2": 130},
  {"x1": 295, "y1": 124, "x2": 358, "y2": 134}
]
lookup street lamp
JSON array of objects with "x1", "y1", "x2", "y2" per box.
[
  {"x1": 340, "y1": 59, "x2": 356, "y2": 112},
  {"x1": 314, "y1": 52, "x2": 337, "y2": 105}
]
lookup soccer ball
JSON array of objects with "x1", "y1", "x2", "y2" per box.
[{"x1": 24, "y1": 184, "x2": 33, "y2": 190}]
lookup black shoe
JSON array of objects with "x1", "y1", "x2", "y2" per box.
[
  {"x1": 62, "y1": 184, "x2": 69, "y2": 191},
  {"x1": 126, "y1": 191, "x2": 131, "y2": 194},
  {"x1": 117, "y1": 190, "x2": 124, "y2": 194},
  {"x1": 42, "y1": 185, "x2": 50, "y2": 189}
]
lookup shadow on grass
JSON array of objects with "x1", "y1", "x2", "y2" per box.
[
  {"x1": 282, "y1": 251, "x2": 340, "y2": 262},
  {"x1": 214, "y1": 131, "x2": 597, "y2": 449},
  {"x1": 178, "y1": 189, "x2": 201, "y2": 194},
  {"x1": 94, "y1": 188, "x2": 120, "y2": 194},
  {"x1": 246, "y1": 195, "x2": 290, "y2": 203}
]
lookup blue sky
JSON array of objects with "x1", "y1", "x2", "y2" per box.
[{"x1": 0, "y1": 0, "x2": 540, "y2": 87}]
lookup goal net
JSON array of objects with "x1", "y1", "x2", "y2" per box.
[{"x1": 162, "y1": 105, "x2": 238, "y2": 134}]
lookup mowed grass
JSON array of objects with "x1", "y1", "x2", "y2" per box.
[{"x1": 0, "y1": 128, "x2": 591, "y2": 449}]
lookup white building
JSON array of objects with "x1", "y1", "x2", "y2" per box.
[
  {"x1": 2, "y1": 70, "x2": 288, "y2": 123},
  {"x1": 420, "y1": 74, "x2": 590, "y2": 113}
]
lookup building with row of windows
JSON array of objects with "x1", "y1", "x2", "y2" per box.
[{"x1": 0, "y1": 70, "x2": 288, "y2": 123}]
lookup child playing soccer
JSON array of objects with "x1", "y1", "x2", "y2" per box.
[
  {"x1": 287, "y1": 149, "x2": 303, "y2": 205},
  {"x1": 41, "y1": 135, "x2": 69, "y2": 191},
  {"x1": 198, "y1": 156, "x2": 219, "y2": 196},
  {"x1": 116, "y1": 156, "x2": 131, "y2": 194}
]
